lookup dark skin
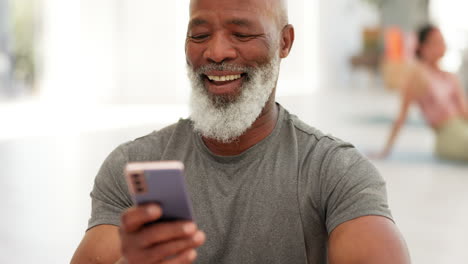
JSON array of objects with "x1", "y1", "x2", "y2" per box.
[
  {"x1": 186, "y1": 0, "x2": 294, "y2": 156},
  {"x1": 71, "y1": 0, "x2": 410, "y2": 263}
]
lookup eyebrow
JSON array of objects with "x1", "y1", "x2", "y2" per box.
[
  {"x1": 226, "y1": 18, "x2": 253, "y2": 28},
  {"x1": 188, "y1": 18, "x2": 255, "y2": 30},
  {"x1": 188, "y1": 18, "x2": 208, "y2": 29}
]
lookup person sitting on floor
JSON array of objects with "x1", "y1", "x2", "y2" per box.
[{"x1": 378, "y1": 24, "x2": 468, "y2": 161}]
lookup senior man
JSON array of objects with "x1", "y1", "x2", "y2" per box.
[{"x1": 71, "y1": 0, "x2": 410, "y2": 263}]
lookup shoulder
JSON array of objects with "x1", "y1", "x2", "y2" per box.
[
  {"x1": 117, "y1": 119, "x2": 193, "y2": 161},
  {"x1": 402, "y1": 61, "x2": 430, "y2": 98},
  {"x1": 285, "y1": 111, "x2": 338, "y2": 143},
  {"x1": 286, "y1": 110, "x2": 388, "y2": 226},
  {"x1": 283, "y1": 109, "x2": 361, "y2": 172},
  {"x1": 286, "y1": 110, "x2": 354, "y2": 150}
]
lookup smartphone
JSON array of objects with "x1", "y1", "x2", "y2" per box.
[{"x1": 125, "y1": 161, "x2": 194, "y2": 222}]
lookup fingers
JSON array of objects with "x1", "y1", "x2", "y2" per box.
[
  {"x1": 121, "y1": 204, "x2": 162, "y2": 233},
  {"x1": 158, "y1": 249, "x2": 198, "y2": 264},
  {"x1": 143, "y1": 231, "x2": 205, "y2": 262},
  {"x1": 119, "y1": 204, "x2": 206, "y2": 264},
  {"x1": 121, "y1": 229, "x2": 205, "y2": 264},
  {"x1": 137, "y1": 221, "x2": 198, "y2": 248}
]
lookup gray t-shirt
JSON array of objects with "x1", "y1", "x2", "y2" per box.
[{"x1": 88, "y1": 104, "x2": 392, "y2": 264}]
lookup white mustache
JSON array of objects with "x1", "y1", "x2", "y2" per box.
[{"x1": 194, "y1": 63, "x2": 253, "y2": 76}]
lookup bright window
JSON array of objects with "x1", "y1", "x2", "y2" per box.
[{"x1": 430, "y1": 0, "x2": 468, "y2": 72}]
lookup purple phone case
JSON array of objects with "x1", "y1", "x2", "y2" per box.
[{"x1": 133, "y1": 169, "x2": 194, "y2": 222}]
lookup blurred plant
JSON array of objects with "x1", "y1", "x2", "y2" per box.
[{"x1": 11, "y1": 0, "x2": 36, "y2": 89}]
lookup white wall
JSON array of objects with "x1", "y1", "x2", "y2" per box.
[
  {"x1": 40, "y1": 0, "x2": 120, "y2": 104},
  {"x1": 430, "y1": 0, "x2": 468, "y2": 72},
  {"x1": 116, "y1": 0, "x2": 179, "y2": 104},
  {"x1": 40, "y1": 0, "x2": 82, "y2": 103},
  {"x1": 318, "y1": 0, "x2": 379, "y2": 90},
  {"x1": 278, "y1": 0, "x2": 319, "y2": 96}
]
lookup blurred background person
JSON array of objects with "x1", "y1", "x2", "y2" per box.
[{"x1": 377, "y1": 24, "x2": 468, "y2": 161}]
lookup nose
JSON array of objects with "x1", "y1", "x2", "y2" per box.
[{"x1": 203, "y1": 33, "x2": 237, "y2": 63}]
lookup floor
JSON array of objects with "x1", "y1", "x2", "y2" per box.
[{"x1": 1, "y1": 87, "x2": 467, "y2": 263}]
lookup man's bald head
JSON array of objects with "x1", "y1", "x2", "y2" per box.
[{"x1": 189, "y1": 0, "x2": 289, "y2": 29}]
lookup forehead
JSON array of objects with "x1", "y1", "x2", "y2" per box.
[
  {"x1": 190, "y1": 0, "x2": 270, "y2": 12},
  {"x1": 189, "y1": 0, "x2": 274, "y2": 24}
]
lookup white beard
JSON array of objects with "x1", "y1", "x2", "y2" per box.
[{"x1": 188, "y1": 54, "x2": 280, "y2": 143}]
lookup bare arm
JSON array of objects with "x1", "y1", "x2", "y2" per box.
[
  {"x1": 378, "y1": 84, "x2": 414, "y2": 158},
  {"x1": 71, "y1": 204, "x2": 205, "y2": 264},
  {"x1": 71, "y1": 225, "x2": 122, "y2": 264},
  {"x1": 328, "y1": 216, "x2": 411, "y2": 264}
]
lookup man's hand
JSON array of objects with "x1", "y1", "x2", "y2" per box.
[{"x1": 119, "y1": 204, "x2": 206, "y2": 264}]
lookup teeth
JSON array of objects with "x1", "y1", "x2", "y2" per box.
[{"x1": 207, "y1": 74, "x2": 242, "y2": 82}]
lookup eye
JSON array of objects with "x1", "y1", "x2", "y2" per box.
[
  {"x1": 234, "y1": 33, "x2": 254, "y2": 39},
  {"x1": 189, "y1": 34, "x2": 209, "y2": 40}
]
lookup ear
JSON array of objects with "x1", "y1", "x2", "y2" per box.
[{"x1": 279, "y1": 24, "x2": 295, "y2": 58}]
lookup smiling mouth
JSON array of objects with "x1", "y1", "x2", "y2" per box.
[
  {"x1": 207, "y1": 74, "x2": 241, "y2": 82},
  {"x1": 204, "y1": 73, "x2": 247, "y2": 85},
  {"x1": 201, "y1": 73, "x2": 247, "y2": 97}
]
